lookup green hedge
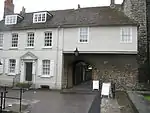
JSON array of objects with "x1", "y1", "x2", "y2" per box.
[{"x1": 15, "y1": 82, "x2": 32, "y2": 88}]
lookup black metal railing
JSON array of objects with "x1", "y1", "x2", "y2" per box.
[{"x1": 0, "y1": 86, "x2": 25, "y2": 113}]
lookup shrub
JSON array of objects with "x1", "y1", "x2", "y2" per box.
[{"x1": 15, "y1": 82, "x2": 32, "y2": 89}]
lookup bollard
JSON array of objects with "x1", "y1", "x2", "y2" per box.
[
  {"x1": 3, "y1": 86, "x2": 8, "y2": 109},
  {"x1": 112, "y1": 83, "x2": 116, "y2": 99},
  {"x1": 0, "y1": 92, "x2": 3, "y2": 113}
]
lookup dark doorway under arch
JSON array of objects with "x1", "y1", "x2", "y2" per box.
[{"x1": 73, "y1": 60, "x2": 92, "y2": 86}]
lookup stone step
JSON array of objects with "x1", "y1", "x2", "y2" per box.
[{"x1": 61, "y1": 89, "x2": 99, "y2": 94}]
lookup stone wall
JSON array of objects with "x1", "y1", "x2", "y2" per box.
[
  {"x1": 63, "y1": 54, "x2": 138, "y2": 90},
  {"x1": 146, "y1": 0, "x2": 150, "y2": 80},
  {"x1": 122, "y1": 0, "x2": 148, "y2": 82}
]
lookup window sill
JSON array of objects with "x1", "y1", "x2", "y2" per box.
[
  {"x1": 120, "y1": 41, "x2": 132, "y2": 44},
  {"x1": 78, "y1": 42, "x2": 89, "y2": 44},
  {"x1": 8, "y1": 73, "x2": 16, "y2": 76},
  {"x1": 42, "y1": 46, "x2": 52, "y2": 49},
  {"x1": 25, "y1": 47, "x2": 34, "y2": 49},
  {"x1": 9, "y1": 47, "x2": 18, "y2": 50},
  {"x1": 40, "y1": 75, "x2": 51, "y2": 78}
]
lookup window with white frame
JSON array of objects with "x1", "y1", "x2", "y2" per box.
[
  {"x1": 9, "y1": 59, "x2": 16, "y2": 73},
  {"x1": 27, "y1": 32, "x2": 34, "y2": 47},
  {"x1": 121, "y1": 27, "x2": 132, "y2": 43},
  {"x1": 33, "y1": 12, "x2": 47, "y2": 23},
  {"x1": 42, "y1": 60, "x2": 50, "y2": 75},
  {"x1": 44, "y1": 32, "x2": 52, "y2": 47},
  {"x1": 11, "y1": 33, "x2": 18, "y2": 47},
  {"x1": 79, "y1": 27, "x2": 89, "y2": 43},
  {"x1": 5, "y1": 15, "x2": 17, "y2": 25},
  {"x1": 0, "y1": 34, "x2": 3, "y2": 48}
]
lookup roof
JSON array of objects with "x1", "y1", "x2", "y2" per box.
[{"x1": 0, "y1": 6, "x2": 137, "y2": 31}]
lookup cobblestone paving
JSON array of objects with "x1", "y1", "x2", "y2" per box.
[{"x1": 100, "y1": 98, "x2": 121, "y2": 113}]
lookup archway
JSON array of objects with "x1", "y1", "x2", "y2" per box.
[{"x1": 73, "y1": 60, "x2": 92, "y2": 86}]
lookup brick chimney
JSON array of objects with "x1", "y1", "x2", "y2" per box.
[
  {"x1": 3, "y1": 0, "x2": 14, "y2": 19},
  {"x1": 20, "y1": 6, "x2": 26, "y2": 16}
]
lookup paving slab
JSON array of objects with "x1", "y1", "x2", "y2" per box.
[{"x1": 100, "y1": 98, "x2": 121, "y2": 113}]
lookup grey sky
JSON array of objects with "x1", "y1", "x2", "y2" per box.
[{"x1": 0, "y1": 0, "x2": 123, "y2": 20}]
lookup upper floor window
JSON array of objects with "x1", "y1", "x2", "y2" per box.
[
  {"x1": 0, "y1": 34, "x2": 3, "y2": 48},
  {"x1": 79, "y1": 27, "x2": 89, "y2": 43},
  {"x1": 44, "y1": 32, "x2": 52, "y2": 47},
  {"x1": 12, "y1": 33, "x2": 18, "y2": 48},
  {"x1": 27, "y1": 32, "x2": 34, "y2": 47},
  {"x1": 33, "y1": 12, "x2": 47, "y2": 23},
  {"x1": 9, "y1": 59, "x2": 16, "y2": 73},
  {"x1": 121, "y1": 27, "x2": 132, "y2": 43},
  {"x1": 42, "y1": 60, "x2": 50, "y2": 75},
  {"x1": 5, "y1": 15, "x2": 17, "y2": 25}
]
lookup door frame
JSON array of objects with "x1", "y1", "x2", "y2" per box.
[
  {"x1": 20, "y1": 59, "x2": 37, "y2": 83},
  {"x1": 25, "y1": 62, "x2": 33, "y2": 82}
]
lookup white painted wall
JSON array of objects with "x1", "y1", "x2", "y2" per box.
[
  {"x1": 0, "y1": 26, "x2": 137, "y2": 89},
  {"x1": 63, "y1": 26, "x2": 137, "y2": 53},
  {"x1": 0, "y1": 28, "x2": 63, "y2": 89}
]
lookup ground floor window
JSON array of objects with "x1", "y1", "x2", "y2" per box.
[
  {"x1": 9, "y1": 59, "x2": 16, "y2": 73},
  {"x1": 42, "y1": 60, "x2": 50, "y2": 75}
]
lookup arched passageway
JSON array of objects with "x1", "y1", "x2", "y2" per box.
[{"x1": 73, "y1": 60, "x2": 92, "y2": 86}]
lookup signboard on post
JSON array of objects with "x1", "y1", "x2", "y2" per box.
[{"x1": 101, "y1": 82, "x2": 111, "y2": 98}]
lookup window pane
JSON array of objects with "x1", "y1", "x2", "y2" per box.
[
  {"x1": 121, "y1": 28, "x2": 132, "y2": 43},
  {"x1": 12, "y1": 33, "x2": 18, "y2": 47},
  {"x1": 79, "y1": 28, "x2": 88, "y2": 43},
  {"x1": 34, "y1": 14, "x2": 38, "y2": 22},
  {"x1": 38, "y1": 14, "x2": 41, "y2": 21},
  {"x1": 0, "y1": 34, "x2": 3, "y2": 47},
  {"x1": 33, "y1": 12, "x2": 47, "y2": 23},
  {"x1": 9, "y1": 59, "x2": 16, "y2": 73},
  {"x1": 42, "y1": 60, "x2": 50, "y2": 75},
  {"x1": 42, "y1": 14, "x2": 46, "y2": 21},
  {"x1": 27, "y1": 33, "x2": 34, "y2": 47},
  {"x1": 5, "y1": 15, "x2": 17, "y2": 25},
  {"x1": 44, "y1": 32, "x2": 52, "y2": 47}
]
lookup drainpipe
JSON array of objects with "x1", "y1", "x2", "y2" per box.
[
  {"x1": 55, "y1": 26, "x2": 61, "y2": 88},
  {"x1": 60, "y1": 28, "x2": 65, "y2": 88}
]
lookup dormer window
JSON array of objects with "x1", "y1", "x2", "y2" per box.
[
  {"x1": 33, "y1": 12, "x2": 47, "y2": 23},
  {"x1": 5, "y1": 14, "x2": 23, "y2": 25},
  {"x1": 5, "y1": 15, "x2": 17, "y2": 25}
]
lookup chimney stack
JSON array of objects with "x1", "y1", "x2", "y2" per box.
[
  {"x1": 78, "y1": 4, "x2": 81, "y2": 9},
  {"x1": 3, "y1": 0, "x2": 14, "y2": 19},
  {"x1": 20, "y1": 6, "x2": 26, "y2": 16}
]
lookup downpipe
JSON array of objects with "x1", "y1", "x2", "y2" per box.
[{"x1": 55, "y1": 26, "x2": 60, "y2": 87}]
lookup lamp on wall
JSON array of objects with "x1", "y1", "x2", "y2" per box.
[
  {"x1": 74, "y1": 47, "x2": 79, "y2": 56},
  {"x1": 88, "y1": 65, "x2": 93, "y2": 70}
]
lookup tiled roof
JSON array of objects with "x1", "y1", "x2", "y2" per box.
[{"x1": 0, "y1": 6, "x2": 137, "y2": 31}]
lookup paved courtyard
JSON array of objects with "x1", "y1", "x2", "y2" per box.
[
  {"x1": 5, "y1": 89, "x2": 97, "y2": 113},
  {"x1": 1, "y1": 89, "x2": 125, "y2": 113}
]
